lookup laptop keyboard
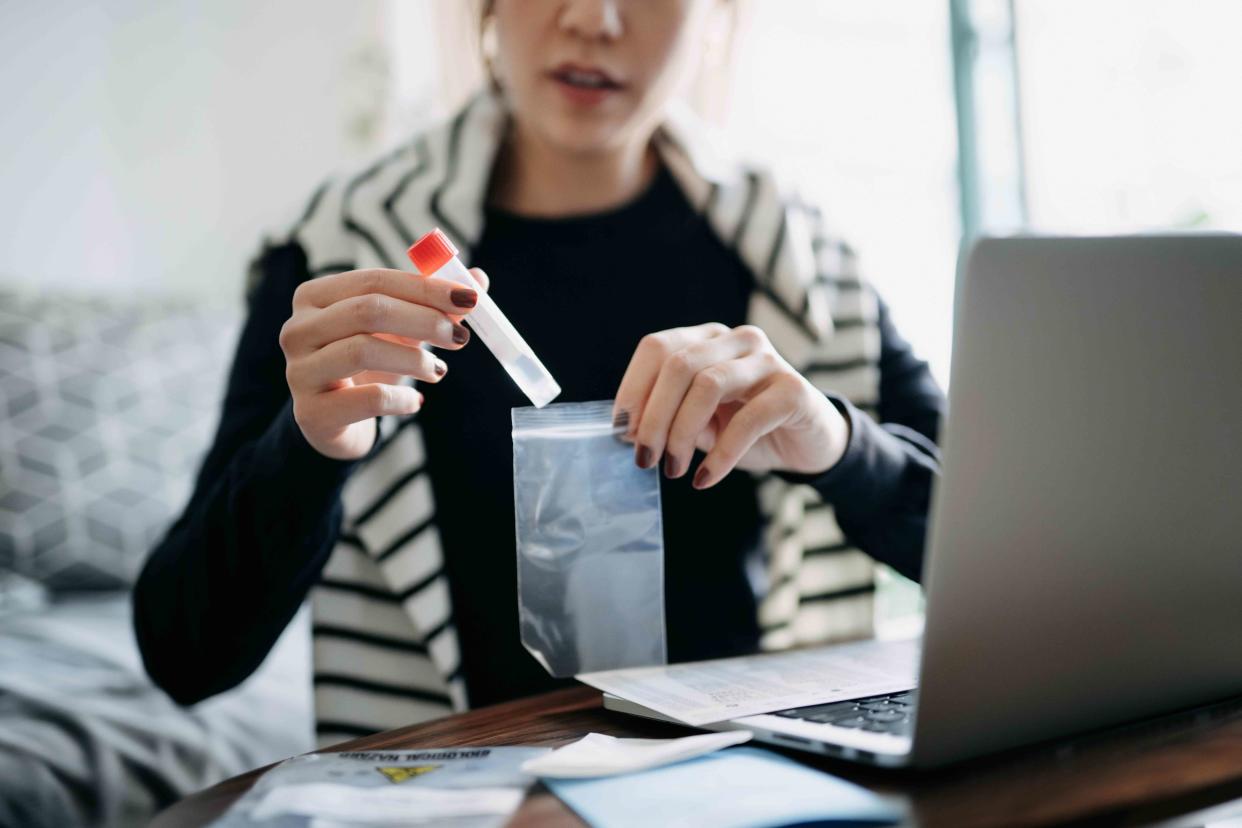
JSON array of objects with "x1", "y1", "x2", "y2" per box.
[{"x1": 771, "y1": 690, "x2": 917, "y2": 736}]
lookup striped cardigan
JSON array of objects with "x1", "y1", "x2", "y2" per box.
[{"x1": 275, "y1": 91, "x2": 884, "y2": 744}]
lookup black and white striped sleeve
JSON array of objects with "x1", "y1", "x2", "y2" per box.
[{"x1": 781, "y1": 297, "x2": 944, "y2": 583}]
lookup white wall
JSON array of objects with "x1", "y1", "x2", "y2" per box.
[{"x1": 0, "y1": 0, "x2": 410, "y2": 300}]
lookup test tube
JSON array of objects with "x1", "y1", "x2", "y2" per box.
[{"x1": 407, "y1": 228, "x2": 562, "y2": 408}]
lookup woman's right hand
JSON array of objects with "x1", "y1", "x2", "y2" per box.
[{"x1": 279, "y1": 267, "x2": 488, "y2": 460}]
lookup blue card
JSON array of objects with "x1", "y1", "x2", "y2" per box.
[{"x1": 545, "y1": 746, "x2": 901, "y2": 828}]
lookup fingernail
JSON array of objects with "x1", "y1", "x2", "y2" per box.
[
  {"x1": 664, "y1": 454, "x2": 681, "y2": 478},
  {"x1": 692, "y1": 465, "x2": 712, "y2": 490},
  {"x1": 612, "y1": 409, "x2": 630, "y2": 432},
  {"x1": 433, "y1": 359, "x2": 447, "y2": 377},
  {"x1": 636, "y1": 445, "x2": 654, "y2": 469},
  {"x1": 451, "y1": 288, "x2": 477, "y2": 309},
  {"x1": 452, "y1": 324, "x2": 470, "y2": 345}
]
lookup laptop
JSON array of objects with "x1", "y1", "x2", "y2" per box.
[{"x1": 604, "y1": 234, "x2": 1242, "y2": 767}]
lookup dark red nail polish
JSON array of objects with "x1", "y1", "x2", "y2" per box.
[
  {"x1": 451, "y1": 289, "x2": 477, "y2": 309},
  {"x1": 452, "y1": 324, "x2": 470, "y2": 345},
  {"x1": 693, "y1": 466, "x2": 711, "y2": 489},
  {"x1": 433, "y1": 359, "x2": 447, "y2": 377},
  {"x1": 636, "y1": 445, "x2": 653, "y2": 469},
  {"x1": 664, "y1": 454, "x2": 681, "y2": 478},
  {"x1": 613, "y1": 410, "x2": 630, "y2": 432}
]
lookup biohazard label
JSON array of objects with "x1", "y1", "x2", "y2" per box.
[{"x1": 376, "y1": 764, "x2": 440, "y2": 783}]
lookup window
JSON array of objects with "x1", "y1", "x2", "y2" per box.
[{"x1": 1014, "y1": 0, "x2": 1242, "y2": 233}]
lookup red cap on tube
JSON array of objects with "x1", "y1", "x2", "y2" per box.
[{"x1": 407, "y1": 228, "x2": 458, "y2": 275}]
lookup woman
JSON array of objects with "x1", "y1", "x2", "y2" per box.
[{"x1": 135, "y1": 0, "x2": 943, "y2": 744}]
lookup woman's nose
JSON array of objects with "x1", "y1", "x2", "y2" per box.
[{"x1": 558, "y1": 0, "x2": 623, "y2": 42}]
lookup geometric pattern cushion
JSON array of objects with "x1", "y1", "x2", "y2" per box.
[{"x1": 0, "y1": 287, "x2": 239, "y2": 592}]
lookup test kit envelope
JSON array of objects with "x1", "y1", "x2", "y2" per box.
[{"x1": 211, "y1": 746, "x2": 549, "y2": 828}]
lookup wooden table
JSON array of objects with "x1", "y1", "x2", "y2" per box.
[{"x1": 155, "y1": 686, "x2": 1242, "y2": 827}]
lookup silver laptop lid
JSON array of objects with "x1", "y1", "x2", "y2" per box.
[{"x1": 912, "y1": 234, "x2": 1242, "y2": 766}]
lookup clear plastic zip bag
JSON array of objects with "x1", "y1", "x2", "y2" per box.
[{"x1": 512, "y1": 400, "x2": 667, "y2": 677}]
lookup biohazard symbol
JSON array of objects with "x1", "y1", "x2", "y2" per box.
[{"x1": 376, "y1": 765, "x2": 440, "y2": 783}]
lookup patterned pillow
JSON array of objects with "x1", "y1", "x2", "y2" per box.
[{"x1": 0, "y1": 288, "x2": 239, "y2": 592}]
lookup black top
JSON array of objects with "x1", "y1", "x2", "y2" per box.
[
  {"x1": 433, "y1": 168, "x2": 760, "y2": 705},
  {"x1": 133, "y1": 165, "x2": 944, "y2": 709}
]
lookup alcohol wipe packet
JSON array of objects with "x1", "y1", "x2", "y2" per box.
[{"x1": 512, "y1": 400, "x2": 667, "y2": 677}]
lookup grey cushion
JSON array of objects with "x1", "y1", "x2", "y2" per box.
[{"x1": 0, "y1": 288, "x2": 239, "y2": 592}]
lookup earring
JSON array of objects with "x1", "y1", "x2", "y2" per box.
[{"x1": 480, "y1": 13, "x2": 502, "y2": 90}]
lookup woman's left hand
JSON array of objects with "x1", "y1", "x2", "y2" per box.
[{"x1": 614, "y1": 323, "x2": 851, "y2": 489}]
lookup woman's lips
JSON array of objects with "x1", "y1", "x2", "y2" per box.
[{"x1": 548, "y1": 64, "x2": 624, "y2": 107}]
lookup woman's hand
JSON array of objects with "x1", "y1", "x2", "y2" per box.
[
  {"x1": 279, "y1": 267, "x2": 489, "y2": 460},
  {"x1": 614, "y1": 323, "x2": 850, "y2": 489}
]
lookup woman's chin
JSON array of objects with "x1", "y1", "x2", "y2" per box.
[{"x1": 537, "y1": 116, "x2": 646, "y2": 158}]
